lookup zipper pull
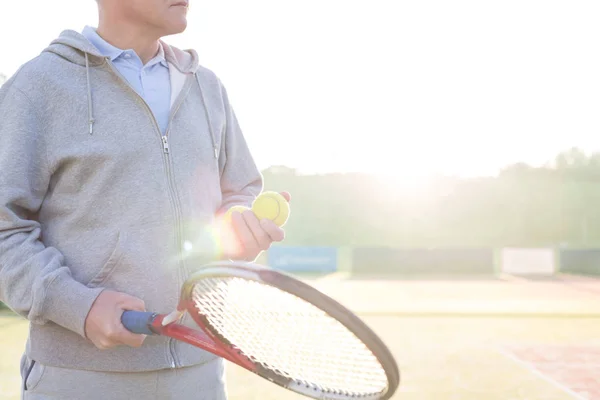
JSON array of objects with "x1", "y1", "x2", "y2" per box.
[{"x1": 162, "y1": 136, "x2": 170, "y2": 154}]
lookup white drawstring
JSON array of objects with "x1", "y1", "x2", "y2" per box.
[
  {"x1": 195, "y1": 74, "x2": 219, "y2": 159},
  {"x1": 85, "y1": 53, "x2": 95, "y2": 134}
]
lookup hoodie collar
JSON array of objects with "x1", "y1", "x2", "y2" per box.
[
  {"x1": 44, "y1": 29, "x2": 199, "y2": 74},
  {"x1": 42, "y1": 29, "x2": 201, "y2": 135}
]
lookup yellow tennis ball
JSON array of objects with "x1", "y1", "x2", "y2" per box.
[
  {"x1": 252, "y1": 191, "x2": 290, "y2": 227},
  {"x1": 223, "y1": 205, "x2": 250, "y2": 224}
]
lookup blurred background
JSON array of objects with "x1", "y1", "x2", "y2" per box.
[{"x1": 2, "y1": 0, "x2": 600, "y2": 399}]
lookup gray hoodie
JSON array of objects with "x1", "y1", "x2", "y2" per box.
[{"x1": 0, "y1": 30, "x2": 263, "y2": 372}]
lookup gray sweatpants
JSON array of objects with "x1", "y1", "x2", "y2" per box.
[{"x1": 20, "y1": 355, "x2": 227, "y2": 400}]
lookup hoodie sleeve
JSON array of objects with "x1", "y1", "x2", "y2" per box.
[
  {"x1": 216, "y1": 81, "x2": 263, "y2": 213},
  {"x1": 0, "y1": 80, "x2": 105, "y2": 338}
]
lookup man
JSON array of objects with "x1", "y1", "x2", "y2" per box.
[{"x1": 0, "y1": 0, "x2": 289, "y2": 398}]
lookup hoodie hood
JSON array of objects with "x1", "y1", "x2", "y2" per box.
[{"x1": 43, "y1": 30, "x2": 200, "y2": 73}]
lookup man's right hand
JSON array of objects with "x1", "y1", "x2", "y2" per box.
[{"x1": 84, "y1": 290, "x2": 147, "y2": 350}]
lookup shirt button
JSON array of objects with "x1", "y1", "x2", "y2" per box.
[{"x1": 124, "y1": 53, "x2": 131, "y2": 59}]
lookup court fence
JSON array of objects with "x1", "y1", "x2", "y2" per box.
[
  {"x1": 264, "y1": 245, "x2": 600, "y2": 277},
  {"x1": 559, "y1": 248, "x2": 600, "y2": 276},
  {"x1": 352, "y1": 247, "x2": 495, "y2": 275}
]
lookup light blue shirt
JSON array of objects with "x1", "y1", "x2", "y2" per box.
[{"x1": 82, "y1": 26, "x2": 171, "y2": 134}]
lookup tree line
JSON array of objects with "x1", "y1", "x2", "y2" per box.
[{"x1": 262, "y1": 148, "x2": 600, "y2": 249}]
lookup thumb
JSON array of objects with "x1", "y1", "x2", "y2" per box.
[
  {"x1": 117, "y1": 293, "x2": 146, "y2": 312},
  {"x1": 279, "y1": 191, "x2": 291, "y2": 203}
]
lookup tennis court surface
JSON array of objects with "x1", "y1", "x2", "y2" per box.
[{"x1": 1, "y1": 273, "x2": 600, "y2": 399}]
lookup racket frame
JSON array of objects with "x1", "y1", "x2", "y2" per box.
[
  {"x1": 143, "y1": 311, "x2": 257, "y2": 370},
  {"x1": 172, "y1": 261, "x2": 400, "y2": 400}
]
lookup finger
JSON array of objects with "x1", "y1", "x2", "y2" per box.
[
  {"x1": 91, "y1": 331, "x2": 116, "y2": 350},
  {"x1": 118, "y1": 294, "x2": 146, "y2": 312},
  {"x1": 95, "y1": 339, "x2": 115, "y2": 350},
  {"x1": 242, "y1": 211, "x2": 272, "y2": 251},
  {"x1": 231, "y1": 211, "x2": 260, "y2": 255},
  {"x1": 99, "y1": 322, "x2": 131, "y2": 349},
  {"x1": 117, "y1": 328, "x2": 147, "y2": 348},
  {"x1": 280, "y1": 191, "x2": 291, "y2": 203},
  {"x1": 259, "y1": 218, "x2": 285, "y2": 242}
]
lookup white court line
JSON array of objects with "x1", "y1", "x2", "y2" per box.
[
  {"x1": 496, "y1": 347, "x2": 590, "y2": 400},
  {"x1": 315, "y1": 271, "x2": 350, "y2": 282},
  {"x1": 498, "y1": 273, "x2": 530, "y2": 282}
]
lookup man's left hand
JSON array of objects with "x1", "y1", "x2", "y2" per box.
[{"x1": 225, "y1": 192, "x2": 291, "y2": 261}]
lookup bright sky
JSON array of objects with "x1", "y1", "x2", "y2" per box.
[{"x1": 1, "y1": 1, "x2": 599, "y2": 181}]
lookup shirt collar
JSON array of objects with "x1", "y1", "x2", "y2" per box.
[
  {"x1": 82, "y1": 26, "x2": 168, "y2": 67},
  {"x1": 152, "y1": 42, "x2": 169, "y2": 68},
  {"x1": 82, "y1": 26, "x2": 125, "y2": 62}
]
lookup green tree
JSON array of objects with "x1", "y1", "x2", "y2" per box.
[{"x1": 260, "y1": 147, "x2": 600, "y2": 249}]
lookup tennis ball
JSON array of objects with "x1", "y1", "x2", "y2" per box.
[
  {"x1": 252, "y1": 191, "x2": 290, "y2": 227},
  {"x1": 223, "y1": 205, "x2": 250, "y2": 224}
]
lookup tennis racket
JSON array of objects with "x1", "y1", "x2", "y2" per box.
[{"x1": 121, "y1": 261, "x2": 399, "y2": 400}]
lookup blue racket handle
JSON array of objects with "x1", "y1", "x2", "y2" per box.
[{"x1": 121, "y1": 311, "x2": 156, "y2": 335}]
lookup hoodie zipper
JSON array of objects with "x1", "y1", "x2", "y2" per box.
[
  {"x1": 161, "y1": 79, "x2": 195, "y2": 368},
  {"x1": 104, "y1": 59, "x2": 192, "y2": 368}
]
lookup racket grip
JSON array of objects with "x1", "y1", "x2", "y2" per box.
[{"x1": 121, "y1": 311, "x2": 156, "y2": 335}]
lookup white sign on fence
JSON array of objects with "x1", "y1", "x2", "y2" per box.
[{"x1": 501, "y1": 248, "x2": 555, "y2": 275}]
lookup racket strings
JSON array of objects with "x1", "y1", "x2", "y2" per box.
[{"x1": 192, "y1": 277, "x2": 388, "y2": 398}]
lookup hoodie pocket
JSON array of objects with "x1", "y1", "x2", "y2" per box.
[
  {"x1": 23, "y1": 360, "x2": 46, "y2": 392},
  {"x1": 86, "y1": 231, "x2": 126, "y2": 288}
]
